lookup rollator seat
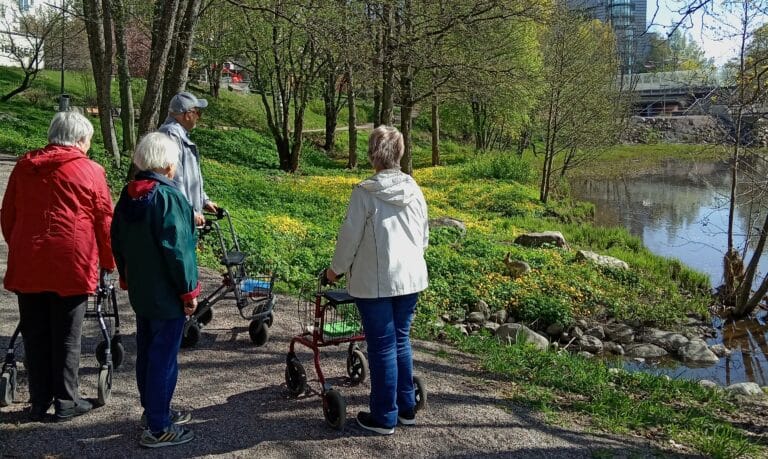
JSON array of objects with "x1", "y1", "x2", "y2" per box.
[{"x1": 221, "y1": 251, "x2": 246, "y2": 267}]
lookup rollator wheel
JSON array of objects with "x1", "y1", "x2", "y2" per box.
[
  {"x1": 96, "y1": 365, "x2": 112, "y2": 406},
  {"x1": 0, "y1": 368, "x2": 16, "y2": 407},
  {"x1": 413, "y1": 375, "x2": 427, "y2": 412},
  {"x1": 266, "y1": 311, "x2": 274, "y2": 327},
  {"x1": 285, "y1": 355, "x2": 307, "y2": 396},
  {"x1": 181, "y1": 320, "x2": 201, "y2": 348},
  {"x1": 199, "y1": 308, "x2": 213, "y2": 326},
  {"x1": 111, "y1": 335, "x2": 125, "y2": 370},
  {"x1": 346, "y1": 349, "x2": 368, "y2": 385},
  {"x1": 249, "y1": 320, "x2": 269, "y2": 346},
  {"x1": 323, "y1": 389, "x2": 346, "y2": 430}
]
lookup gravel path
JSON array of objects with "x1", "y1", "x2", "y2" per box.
[{"x1": 0, "y1": 153, "x2": 670, "y2": 458}]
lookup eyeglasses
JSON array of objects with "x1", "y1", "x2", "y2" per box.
[{"x1": 189, "y1": 108, "x2": 202, "y2": 118}]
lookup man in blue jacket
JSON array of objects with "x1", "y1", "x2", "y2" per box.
[{"x1": 111, "y1": 132, "x2": 200, "y2": 448}]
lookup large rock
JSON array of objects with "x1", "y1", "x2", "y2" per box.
[
  {"x1": 677, "y1": 340, "x2": 719, "y2": 366},
  {"x1": 710, "y1": 344, "x2": 731, "y2": 357},
  {"x1": 545, "y1": 323, "x2": 565, "y2": 337},
  {"x1": 495, "y1": 323, "x2": 550, "y2": 351},
  {"x1": 513, "y1": 231, "x2": 568, "y2": 249},
  {"x1": 624, "y1": 343, "x2": 668, "y2": 359},
  {"x1": 483, "y1": 322, "x2": 500, "y2": 334},
  {"x1": 604, "y1": 323, "x2": 634, "y2": 344},
  {"x1": 603, "y1": 341, "x2": 625, "y2": 355},
  {"x1": 640, "y1": 328, "x2": 689, "y2": 352},
  {"x1": 576, "y1": 250, "x2": 629, "y2": 270},
  {"x1": 585, "y1": 325, "x2": 605, "y2": 340},
  {"x1": 429, "y1": 217, "x2": 466, "y2": 237},
  {"x1": 726, "y1": 382, "x2": 763, "y2": 397},
  {"x1": 577, "y1": 335, "x2": 604, "y2": 354},
  {"x1": 490, "y1": 309, "x2": 508, "y2": 324},
  {"x1": 466, "y1": 312, "x2": 486, "y2": 324},
  {"x1": 698, "y1": 379, "x2": 719, "y2": 389},
  {"x1": 470, "y1": 300, "x2": 491, "y2": 321}
]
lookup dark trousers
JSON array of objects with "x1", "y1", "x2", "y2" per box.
[
  {"x1": 135, "y1": 315, "x2": 185, "y2": 433},
  {"x1": 356, "y1": 293, "x2": 419, "y2": 428},
  {"x1": 18, "y1": 293, "x2": 88, "y2": 408}
]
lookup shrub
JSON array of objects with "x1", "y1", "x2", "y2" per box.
[{"x1": 462, "y1": 153, "x2": 534, "y2": 183}]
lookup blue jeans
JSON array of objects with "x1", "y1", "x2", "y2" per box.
[
  {"x1": 135, "y1": 316, "x2": 185, "y2": 433},
  {"x1": 356, "y1": 293, "x2": 419, "y2": 428}
]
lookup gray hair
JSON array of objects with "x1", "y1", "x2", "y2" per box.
[
  {"x1": 132, "y1": 132, "x2": 180, "y2": 172},
  {"x1": 368, "y1": 126, "x2": 404, "y2": 170},
  {"x1": 47, "y1": 111, "x2": 94, "y2": 146}
]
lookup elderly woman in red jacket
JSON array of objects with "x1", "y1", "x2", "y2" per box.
[{"x1": 1, "y1": 111, "x2": 115, "y2": 422}]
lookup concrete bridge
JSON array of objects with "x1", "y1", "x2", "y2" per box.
[{"x1": 626, "y1": 70, "x2": 736, "y2": 116}]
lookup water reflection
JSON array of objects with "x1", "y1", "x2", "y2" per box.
[
  {"x1": 571, "y1": 157, "x2": 768, "y2": 384},
  {"x1": 571, "y1": 158, "x2": 768, "y2": 288}
]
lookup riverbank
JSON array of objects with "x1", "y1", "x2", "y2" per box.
[{"x1": 566, "y1": 144, "x2": 730, "y2": 180}]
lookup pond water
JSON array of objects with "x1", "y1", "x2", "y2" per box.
[{"x1": 570, "y1": 157, "x2": 768, "y2": 385}]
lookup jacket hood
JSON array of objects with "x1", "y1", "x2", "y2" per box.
[
  {"x1": 118, "y1": 171, "x2": 176, "y2": 222},
  {"x1": 358, "y1": 169, "x2": 419, "y2": 207},
  {"x1": 16, "y1": 144, "x2": 87, "y2": 176}
]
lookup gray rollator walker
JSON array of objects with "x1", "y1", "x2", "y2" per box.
[{"x1": 181, "y1": 208, "x2": 276, "y2": 348}]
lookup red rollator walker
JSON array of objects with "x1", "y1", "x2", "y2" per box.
[{"x1": 285, "y1": 270, "x2": 426, "y2": 429}]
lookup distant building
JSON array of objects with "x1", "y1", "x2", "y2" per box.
[
  {"x1": 0, "y1": 0, "x2": 46, "y2": 69},
  {"x1": 565, "y1": 0, "x2": 649, "y2": 74}
]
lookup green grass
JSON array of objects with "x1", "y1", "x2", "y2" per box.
[{"x1": 458, "y1": 334, "x2": 762, "y2": 459}]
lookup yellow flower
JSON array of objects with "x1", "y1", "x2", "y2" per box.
[{"x1": 265, "y1": 215, "x2": 308, "y2": 238}]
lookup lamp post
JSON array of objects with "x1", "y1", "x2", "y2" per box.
[{"x1": 58, "y1": 0, "x2": 68, "y2": 112}]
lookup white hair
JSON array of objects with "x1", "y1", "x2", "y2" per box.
[
  {"x1": 47, "y1": 111, "x2": 94, "y2": 146},
  {"x1": 368, "y1": 125, "x2": 404, "y2": 170},
  {"x1": 132, "y1": 132, "x2": 180, "y2": 172}
]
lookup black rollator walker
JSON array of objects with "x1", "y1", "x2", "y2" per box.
[
  {"x1": 1, "y1": 269, "x2": 123, "y2": 407},
  {"x1": 182, "y1": 208, "x2": 276, "y2": 348}
]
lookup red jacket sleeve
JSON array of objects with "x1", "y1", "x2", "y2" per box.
[
  {"x1": 1, "y1": 166, "x2": 18, "y2": 244},
  {"x1": 93, "y1": 166, "x2": 116, "y2": 271}
]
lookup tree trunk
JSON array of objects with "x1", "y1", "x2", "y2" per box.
[
  {"x1": 83, "y1": 0, "x2": 120, "y2": 165},
  {"x1": 209, "y1": 64, "x2": 222, "y2": 98},
  {"x1": 161, "y1": 0, "x2": 202, "y2": 117},
  {"x1": 431, "y1": 92, "x2": 439, "y2": 166},
  {"x1": 346, "y1": 66, "x2": 357, "y2": 169},
  {"x1": 323, "y1": 65, "x2": 339, "y2": 152},
  {"x1": 0, "y1": 73, "x2": 34, "y2": 102},
  {"x1": 112, "y1": 0, "x2": 135, "y2": 155},
  {"x1": 379, "y1": 2, "x2": 395, "y2": 126},
  {"x1": 290, "y1": 107, "x2": 305, "y2": 172},
  {"x1": 138, "y1": 0, "x2": 180, "y2": 136}
]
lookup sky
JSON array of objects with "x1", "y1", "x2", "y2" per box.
[{"x1": 646, "y1": 0, "x2": 764, "y2": 66}]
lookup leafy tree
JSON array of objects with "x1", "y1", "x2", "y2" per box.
[
  {"x1": 719, "y1": 1, "x2": 768, "y2": 317},
  {"x1": 238, "y1": 1, "x2": 325, "y2": 172},
  {"x1": 537, "y1": 8, "x2": 624, "y2": 203},
  {"x1": 644, "y1": 29, "x2": 713, "y2": 72}
]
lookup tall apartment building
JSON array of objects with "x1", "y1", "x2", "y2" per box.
[{"x1": 565, "y1": 0, "x2": 649, "y2": 73}]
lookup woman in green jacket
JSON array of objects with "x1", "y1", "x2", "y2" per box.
[{"x1": 111, "y1": 132, "x2": 200, "y2": 448}]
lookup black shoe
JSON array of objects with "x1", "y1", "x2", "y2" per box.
[
  {"x1": 356, "y1": 412, "x2": 395, "y2": 435},
  {"x1": 397, "y1": 409, "x2": 416, "y2": 426},
  {"x1": 28, "y1": 403, "x2": 51, "y2": 422},
  {"x1": 55, "y1": 398, "x2": 93, "y2": 421}
]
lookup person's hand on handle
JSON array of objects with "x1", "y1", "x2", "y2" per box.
[
  {"x1": 324, "y1": 268, "x2": 339, "y2": 285},
  {"x1": 184, "y1": 298, "x2": 198, "y2": 316},
  {"x1": 194, "y1": 212, "x2": 205, "y2": 227},
  {"x1": 204, "y1": 201, "x2": 218, "y2": 213}
]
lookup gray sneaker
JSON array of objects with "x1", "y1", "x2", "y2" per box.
[
  {"x1": 140, "y1": 409, "x2": 192, "y2": 429},
  {"x1": 139, "y1": 424, "x2": 194, "y2": 448}
]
